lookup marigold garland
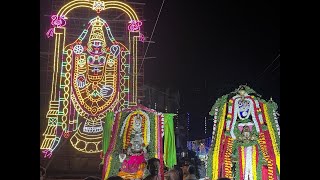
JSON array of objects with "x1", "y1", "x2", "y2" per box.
[
  {"x1": 212, "y1": 103, "x2": 226, "y2": 180},
  {"x1": 122, "y1": 114, "x2": 132, "y2": 148},
  {"x1": 263, "y1": 104, "x2": 280, "y2": 173},
  {"x1": 226, "y1": 99, "x2": 235, "y2": 131},
  {"x1": 218, "y1": 135, "x2": 225, "y2": 176},
  {"x1": 224, "y1": 137, "x2": 233, "y2": 178},
  {"x1": 120, "y1": 112, "x2": 133, "y2": 138},
  {"x1": 237, "y1": 147, "x2": 243, "y2": 180},
  {"x1": 252, "y1": 145, "x2": 257, "y2": 180},
  {"x1": 241, "y1": 146, "x2": 245, "y2": 176},
  {"x1": 143, "y1": 117, "x2": 147, "y2": 145},
  {"x1": 258, "y1": 133, "x2": 274, "y2": 180},
  {"x1": 207, "y1": 94, "x2": 228, "y2": 179}
]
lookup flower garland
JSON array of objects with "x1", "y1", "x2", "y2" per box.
[
  {"x1": 123, "y1": 116, "x2": 133, "y2": 149},
  {"x1": 120, "y1": 113, "x2": 133, "y2": 145},
  {"x1": 158, "y1": 113, "x2": 165, "y2": 179},
  {"x1": 262, "y1": 103, "x2": 280, "y2": 173},
  {"x1": 241, "y1": 146, "x2": 245, "y2": 177},
  {"x1": 139, "y1": 110, "x2": 151, "y2": 146},
  {"x1": 272, "y1": 110, "x2": 280, "y2": 137},
  {"x1": 209, "y1": 95, "x2": 228, "y2": 116},
  {"x1": 244, "y1": 146, "x2": 254, "y2": 180},
  {"x1": 105, "y1": 156, "x2": 112, "y2": 179},
  {"x1": 212, "y1": 108, "x2": 218, "y2": 141},
  {"x1": 154, "y1": 114, "x2": 157, "y2": 158},
  {"x1": 224, "y1": 136, "x2": 233, "y2": 178},
  {"x1": 120, "y1": 111, "x2": 151, "y2": 150},
  {"x1": 264, "y1": 131, "x2": 277, "y2": 180},
  {"x1": 267, "y1": 101, "x2": 280, "y2": 148},
  {"x1": 161, "y1": 113, "x2": 165, "y2": 137},
  {"x1": 218, "y1": 134, "x2": 226, "y2": 177},
  {"x1": 252, "y1": 96, "x2": 264, "y2": 125},
  {"x1": 252, "y1": 145, "x2": 257, "y2": 180},
  {"x1": 150, "y1": 114, "x2": 156, "y2": 157},
  {"x1": 108, "y1": 112, "x2": 127, "y2": 177},
  {"x1": 256, "y1": 145, "x2": 263, "y2": 180},
  {"x1": 102, "y1": 112, "x2": 124, "y2": 179},
  {"x1": 226, "y1": 99, "x2": 234, "y2": 131},
  {"x1": 249, "y1": 97, "x2": 263, "y2": 133},
  {"x1": 234, "y1": 146, "x2": 240, "y2": 180},
  {"x1": 211, "y1": 103, "x2": 226, "y2": 180},
  {"x1": 143, "y1": 117, "x2": 147, "y2": 146},
  {"x1": 257, "y1": 133, "x2": 274, "y2": 180},
  {"x1": 119, "y1": 112, "x2": 133, "y2": 138},
  {"x1": 207, "y1": 96, "x2": 228, "y2": 179},
  {"x1": 230, "y1": 98, "x2": 240, "y2": 139}
]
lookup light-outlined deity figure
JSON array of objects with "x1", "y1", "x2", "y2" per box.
[{"x1": 41, "y1": 0, "x2": 143, "y2": 156}]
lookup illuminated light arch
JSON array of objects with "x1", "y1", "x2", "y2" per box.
[
  {"x1": 41, "y1": 0, "x2": 143, "y2": 155},
  {"x1": 57, "y1": 0, "x2": 139, "y2": 21}
]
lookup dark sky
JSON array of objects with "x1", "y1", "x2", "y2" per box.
[
  {"x1": 142, "y1": 0, "x2": 280, "y2": 139},
  {"x1": 40, "y1": 0, "x2": 280, "y2": 140},
  {"x1": 143, "y1": 0, "x2": 279, "y2": 96}
]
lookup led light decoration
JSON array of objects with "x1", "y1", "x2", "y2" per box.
[
  {"x1": 138, "y1": 32, "x2": 145, "y2": 42},
  {"x1": 46, "y1": 15, "x2": 67, "y2": 38},
  {"x1": 204, "y1": 116, "x2": 207, "y2": 134},
  {"x1": 92, "y1": 0, "x2": 105, "y2": 13},
  {"x1": 128, "y1": 20, "x2": 142, "y2": 32},
  {"x1": 207, "y1": 85, "x2": 280, "y2": 180},
  {"x1": 187, "y1": 113, "x2": 190, "y2": 132},
  {"x1": 41, "y1": 0, "x2": 142, "y2": 155}
]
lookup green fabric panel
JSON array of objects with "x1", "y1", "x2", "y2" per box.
[
  {"x1": 102, "y1": 112, "x2": 114, "y2": 162},
  {"x1": 164, "y1": 113, "x2": 177, "y2": 168}
]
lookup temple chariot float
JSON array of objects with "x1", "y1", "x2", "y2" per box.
[
  {"x1": 207, "y1": 85, "x2": 280, "y2": 180},
  {"x1": 101, "y1": 105, "x2": 177, "y2": 180}
]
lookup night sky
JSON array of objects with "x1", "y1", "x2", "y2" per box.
[
  {"x1": 142, "y1": 0, "x2": 280, "y2": 139},
  {"x1": 40, "y1": 0, "x2": 280, "y2": 140}
]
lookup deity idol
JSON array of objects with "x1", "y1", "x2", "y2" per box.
[{"x1": 118, "y1": 114, "x2": 148, "y2": 179}]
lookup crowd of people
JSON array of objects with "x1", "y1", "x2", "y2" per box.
[{"x1": 104, "y1": 158, "x2": 231, "y2": 180}]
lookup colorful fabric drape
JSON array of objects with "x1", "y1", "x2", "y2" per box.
[
  {"x1": 102, "y1": 112, "x2": 114, "y2": 163},
  {"x1": 164, "y1": 113, "x2": 177, "y2": 168}
]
